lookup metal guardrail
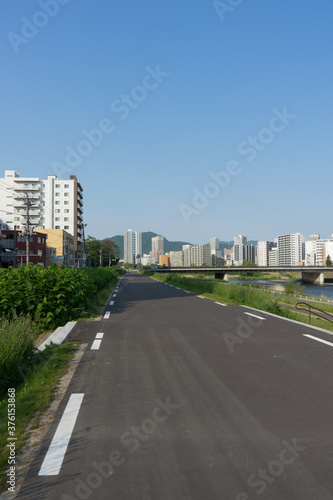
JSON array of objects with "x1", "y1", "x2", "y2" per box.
[{"x1": 295, "y1": 302, "x2": 333, "y2": 325}]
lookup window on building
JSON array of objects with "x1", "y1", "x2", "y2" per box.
[
  {"x1": 55, "y1": 225, "x2": 60, "y2": 229},
  {"x1": 64, "y1": 184, "x2": 69, "y2": 188},
  {"x1": 55, "y1": 217, "x2": 60, "y2": 221},
  {"x1": 55, "y1": 184, "x2": 60, "y2": 188},
  {"x1": 55, "y1": 192, "x2": 60, "y2": 196},
  {"x1": 64, "y1": 201, "x2": 69, "y2": 205},
  {"x1": 64, "y1": 226, "x2": 69, "y2": 230},
  {"x1": 55, "y1": 209, "x2": 60, "y2": 213},
  {"x1": 64, "y1": 217, "x2": 69, "y2": 221},
  {"x1": 55, "y1": 201, "x2": 60, "y2": 205},
  {"x1": 64, "y1": 193, "x2": 69, "y2": 196},
  {"x1": 64, "y1": 209, "x2": 69, "y2": 213},
  {"x1": 38, "y1": 250, "x2": 43, "y2": 257}
]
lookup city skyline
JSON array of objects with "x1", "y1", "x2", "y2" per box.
[{"x1": 1, "y1": 2, "x2": 332, "y2": 242}]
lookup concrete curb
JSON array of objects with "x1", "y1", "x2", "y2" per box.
[{"x1": 38, "y1": 321, "x2": 77, "y2": 352}]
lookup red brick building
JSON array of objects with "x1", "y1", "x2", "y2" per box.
[{"x1": 0, "y1": 230, "x2": 47, "y2": 267}]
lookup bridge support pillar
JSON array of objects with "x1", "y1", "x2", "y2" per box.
[
  {"x1": 301, "y1": 271, "x2": 325, "y2": 285},
  {"x1": 215, "y1": 272, "x2": 229, "y2": 281}
]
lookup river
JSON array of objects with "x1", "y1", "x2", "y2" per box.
[{"x1": 229, "y1": 279, "x2": 333, "y2": 301}]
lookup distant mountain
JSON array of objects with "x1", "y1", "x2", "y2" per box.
[{"x1": 104, "y1": 232, "x2": 193, "y2": 258}]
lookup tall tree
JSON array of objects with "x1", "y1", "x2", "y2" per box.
[
  {"x1": 101, "y1": 239, "x2": 120, "y2": 266},
  {"x1": 85, "y1": 236, "x2": 102, "y2": 267}
]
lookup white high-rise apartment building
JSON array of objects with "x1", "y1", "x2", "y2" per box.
[
  {"x1": 277, "y1": 233, "x2": 305, "y2": 266},
  {"x1": 210, "y1": 237, "x2": 219, "y2": 253},
  {"x1": 257, "y1": 241, "x2": 276, "y2": 266},
  {"x1": 0, "y1": 170, "x2": 83, "y2": 259},
  {"x1": 183, "y1": 245, "x2": 212, "y2": 267},
  {"x1": 305, "y1": 235, "x2": 333, "y2": 266},
  {"x1": 152, "y1": 235, "x2": 164, "y2": 263},
  {"x1": 233, "y1": 235, "x2": 247, "y2": 265},
  {"x1": 124, "y1": 229, "x2": 142, "y2": 264},
  {"x1": 182, "y1": 245, "x2": 192, "y2": 267}
]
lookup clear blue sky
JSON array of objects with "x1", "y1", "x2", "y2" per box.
[{"x1": 1, "y1": 0, "x2": 332, "y2": 244}]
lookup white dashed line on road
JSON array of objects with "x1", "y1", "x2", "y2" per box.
[
  {"x1": 303, "y1": 334, "x2": 333, "y2": 348},
  {"x1": 244, "y1": 312, "x2": 266, "y2": 320},
  {"x1": 91, "y1": 339, "x2": 102, "y2": 350},
  {"x1": 38, "y1": 394, "x2": 84, "y2": 476}
]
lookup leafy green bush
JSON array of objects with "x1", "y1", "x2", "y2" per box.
[{"x1": 0, "y1": 266, "x2": 120, "y2": 329}]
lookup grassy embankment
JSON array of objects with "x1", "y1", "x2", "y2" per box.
[
  {"x1": 143, "y1": 271, "x2": 333, "y2": 332},
  {"x1": 0, "y1": 266, "x2": 125, "y2": 491}
]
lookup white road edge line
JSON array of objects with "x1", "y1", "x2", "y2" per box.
[
  {"x1": 103, "y1": 311, "x2": 111, "y2": 319},
  {"x1": 91, "y1": 339, "x2": 102, "y2": 350},
  {"x1": 198, "y1": 296, "x2": 206, "y2": 299},
  {"x1": 240, "y1": 305, "x2": 333, "y2": 336},
  {"x1": 303, "y1": 334, "x2": 333, "y2": 348},
  {"x1": 214, "y1": 302, "x2": 227, "y2": 307},
  {"x1": 95, "y1": 332, "x2": 104, "y2": 339},
  {"x1": 110, "y1": 301, "x2": 114, "y2": 305},
  {"x1": 38, "y1": 393, "x2": 84, "y2": 476},
  {"x1": 244, "y1": 312, "x2": 266, "y2": 320}
]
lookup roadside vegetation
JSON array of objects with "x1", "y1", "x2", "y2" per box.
[
  {"x1": 143, "y1": 271, "x2": 333, "y2": 332},
  {"x1": 0, "y1": 265, "x2": 125, "y2": 490},
  {"x1": 0, "y1": 332, "x2": 78, "y2": 489},
  {"x1": 0, "y1": 265, "x2": 125, "y2": 330}
]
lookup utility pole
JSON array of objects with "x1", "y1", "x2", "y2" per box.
[
  {"x1": 100, "y1": 249, "x2": 102, "y2": 267},
  {"x1": 80, "y1": 222, "x2": 87, "y2": 267},
  {"x1": 21, "y1": 194, "x2": 37, "y2": 265}
]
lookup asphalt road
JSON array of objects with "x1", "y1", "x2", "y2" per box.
[{"x1": 14, "y1": 271, "x2": 333, "y2": 499}]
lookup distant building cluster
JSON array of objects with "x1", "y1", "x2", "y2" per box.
[
  {"x1": 124, "y1": 230, "x2": 333, "y2": 268},
  {"x1": 0, "y1": 170, "x2": 84, "y2": 267}
]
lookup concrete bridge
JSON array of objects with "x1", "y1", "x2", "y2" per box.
[{"x1": 152, "y1": 266, "x2": 333, "y2": 285}]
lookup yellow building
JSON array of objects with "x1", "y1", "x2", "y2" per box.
[
  {"x1": 38, "y1": 228, "x2": 75, "y2": 267},
  {"x1": 159, "y1": 253, "x2": 170, "y2": 267},
  {"x1": 170, "y1": 251, "x2": 184, "y2": 267}
]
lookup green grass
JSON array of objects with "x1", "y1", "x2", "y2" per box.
[
  {"x1": 0, "y1": 342, "x2": 78, "y2": 491},
  {"x1": 0, "y1": 316, "x2": 36, "y2": 397},
  {"x1": 144, "y1": 272, "x2": 333, "y2": 332},
  {"x1": 79, "y1": 280, "x2": 117, "y2": 319}
]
